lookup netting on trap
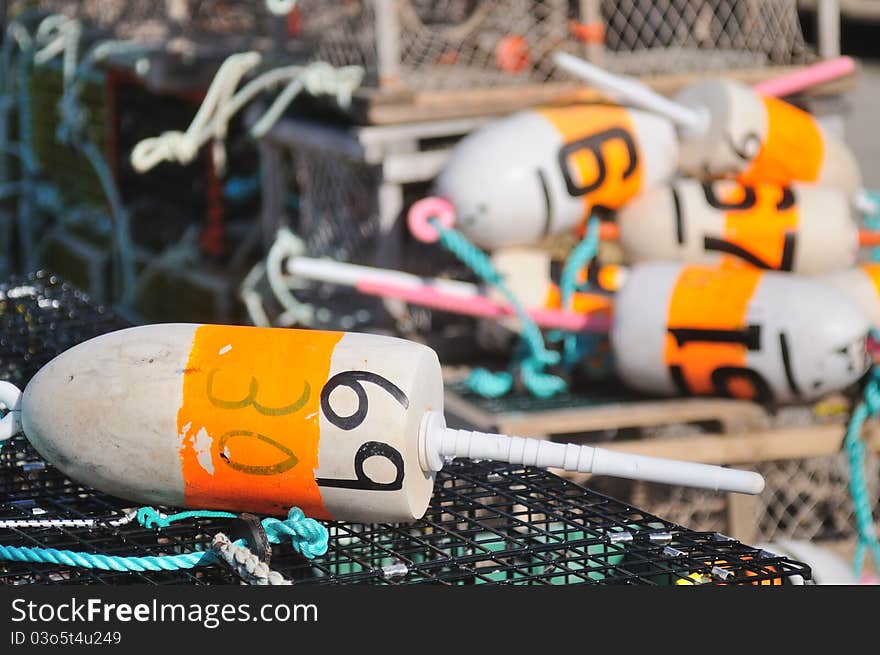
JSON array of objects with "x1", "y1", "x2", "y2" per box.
[
  {"x1": 0, "y1": 270, "x2": 811, "y2": 585},
  {"x1": 26, "y1": 0, "x2": 273, "y2": 43},
  {"x1": 600, "y1": 0, "x2": 813, "y2": 75},
  {"x1": 1, "y1": 439, "x2": 812, "y2": 586},
  {"x1": 296, "y1": 0, "x2": 814, "y2": 91},
  {"x1": 623, "y1": 451, "x2": 880, "y2": 543},
  {"x1": 289, "y1": 144, "x2": 382, "y2": 263}
]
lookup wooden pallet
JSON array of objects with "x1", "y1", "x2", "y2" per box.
[
  {"x1": 445, "y1": 374, "x2": 880, "y2": 543},
  {"x1": 349, "y1": 64, "x2": 859, "y2": 125}
]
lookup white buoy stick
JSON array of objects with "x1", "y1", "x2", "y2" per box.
[
  {"x1": 419, "y1": 411, "x2": 764, "y2": 495},
  {"x1": 553, "y1": 51, "x2": 707, "y2": 133},
  {"x1": 287, "y1": 256, "x2": 480, "y2": 298}
]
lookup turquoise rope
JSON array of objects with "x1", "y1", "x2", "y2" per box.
[
  {"x1": 224, "y1": 172, "x2": 261, "y2": 201},
  {"x1": 557, "y1": 216, "x2": 601, "y2": 368},
  {"x1": 136, "y1": 507, "x2": 237, "y2": 529},
  {"x1": 844, "y1": 364, "x2": 880, "y2": 578},
  {"x1": 428, "y1": 218, "x2": 565, "y2": 398},
  {"x1": 0, "y1": 542, "x2": 218, "y2": 572},
  {"x1": 52, "y1": 40, "x2": 143, "y2": 307},
  {"x1": 860, "y1": 190, "x2": 880, "y2": 262},
  {"x1": 0, "y1": 506, "x2": 329, "y2": 572},
  {"x1": 15, "y1": 33, "x2": 37, "y2": 272},
  {"x1": 136, "y1": 506, "x2": 329, "y2": 558},
  {"x1": 262, "y1": 508, "x2": 329, "y2": 559}
]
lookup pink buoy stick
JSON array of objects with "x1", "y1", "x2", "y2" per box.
[
  {"x1": 753, "y1": 56, "x2": 856, "y2": 98},
  {"x1": 357, "y1": 279, "x2": 611, "y2": 333}
]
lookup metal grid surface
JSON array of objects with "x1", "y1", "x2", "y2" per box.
[
  {"x1": 1, "y1": 439, "x2": 811, "y2": 586},
  {"x1": 0, "y1": 270, "x2": 810, "y2": 585},
  {"x1": 632, "y1": 452, "x2": 880, "y2": 543}
]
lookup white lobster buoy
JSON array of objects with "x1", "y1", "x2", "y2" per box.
[
  {"x1": 674, "y1": 79, "x2": 862, "y2": 196},
  {"x1": 821, "y1": 264, "x2": 880, "y2": 326},
  {"x1": 611, "y1": 263, "x2": 871, "y2": 404},
  {"x1": 432, "y1": 104, "x2": 678, "y2": 249},
  {"x1": 4, "y1": 324, "x2": 764, "y2": 523},
  {"x1": 617, "y1": 180, "x2": 858, "y2": 274}
]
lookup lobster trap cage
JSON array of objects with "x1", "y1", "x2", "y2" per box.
[
  {"x1": 628, "y1": 451, "x2": 880, "y2": 545},
  {"x1": 0, "y1": 270, "x2": 811, "y2": 585},
  {"x1": 278, "y1": 140, "x2": 384, "y2": 263},
  {"x1": 443, "y1": 380, "x2": 880, "y2": 551},
  {"x1": 296, "y1": 0, "x2": 816, "y2": 92},
  {"x1": 23, "y1": 0, "x2": 276, "y2": 44}
]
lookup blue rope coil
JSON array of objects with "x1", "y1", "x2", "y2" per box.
[
  {"x1": 844, "y1": 363, "x2": 880, "y2": 578},
  {"x1": 558, "y1": 216, "x2": 601, "y2": 368},
  {"x1": 428, "y1": 218, "x2": 565, "y2": 399}
]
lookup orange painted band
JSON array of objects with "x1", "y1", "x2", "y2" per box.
[
  {"x1": 538, "y1": 104, "x2": 644, "y2": 212},
  {"x1": 663, "y1": 266, "x2": 763, "y2": 397},
  {"x1": 738, "y1": 96, "x2": 824, "y2": 186},
  {"x1": 177, "y1": 325, "x2": 344, "y2": 518}
]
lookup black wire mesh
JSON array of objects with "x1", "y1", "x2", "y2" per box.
[{"x1": 0, "y1": 271, "x2": 812, "y2": 585}]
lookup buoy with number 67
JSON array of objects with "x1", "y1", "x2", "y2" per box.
[{"x1": 616, "y1": 179, "x2": 859, "y2": 274}]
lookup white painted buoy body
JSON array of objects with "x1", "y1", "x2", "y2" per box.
[
  {"x1": 821, "y1": 264, "x2": 880, "y2": 326},
  {"x1": 434, "y1": 104, "x2": 678, "y2": 249},
  {"x1": 674, "y1": 79, "x2": 862, "y2": 197},
  {"x1": 611, "y1": 263, "x2": 871, "y2": 404},
  {"x1": 21, "y1": 324, "x2": 441, "y2": 523},
  {"x1": 617, "y1": 179, "x2": 858, "y2": 274}
]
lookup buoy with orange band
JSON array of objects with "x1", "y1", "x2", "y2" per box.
[
  {"x1": 429, "y1": 103, "x2": 678, "y2": 249},
  {"x1": 274, "y1": 247, "x2": 871, "y2": 406},
  {"x1": 1, "y1": 324, "x2": 765, "y2": 523},
  {"x1": 612, "y1": 263, "x2": 871, "y2": 404},
  {"x1": 554, "y1": 52, "x2": 863, "y2": 199},
  {"x1": 821, "y1": 263, "x2": 880, "y2": 326},
  {"x1": 616, "y1": 179, "x2": 859, "y2": 274},
  {"x1": 674, "y1": 78, "x2": 861, "y2": 196}
]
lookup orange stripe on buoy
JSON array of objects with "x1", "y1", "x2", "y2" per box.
[
  {"x1": 538, "y1": 105, "x2": 644, "y2": 212},
  {"x1": 664, "y1": 267, "x2": 762, "y2": 395},
  {"x1": 862, "y1": 263, "x2": 880, "y2": 301},
  {"x1": 859, "y1": 231, "x2": 880, "y2": 247},
  {"x1": 177, "y1": 325, "x2": 343, "y2": 518},
  {"x1": 738, "y1": 96, "x2": 824, "y2": 187},
  {"x1": 720, "y1": 183, "x2": 800, "y2": 271}
]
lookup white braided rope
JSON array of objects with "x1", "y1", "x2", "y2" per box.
[
  {"x1": 0, "y1": 510, "x2": 139, "y2": 530},
  {"x1": 130, "y1": 52, "x2": 363, "y2": 175},
  {"x1": 211, "y1": 532, "x2": 291, "y2": 585}
]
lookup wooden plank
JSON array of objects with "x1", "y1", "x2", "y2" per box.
[
  {"x1": 352, "y1": 65, "x2": 858, "y2": 125},
  {"x1": 801, "y1": 0, "x2": 880, "y2": 21},
  {"x1": 817, "y1": 0, "x2": 842, "y2": 59},
  {"x1": 383, "y1": 149, "x2": 453, "y2": 185},
  {"x1": 444, "y1": 387, "x2": 768, "y2": 437},
  {"x1": 727, "y1": 492, "x2": 759, "y2": 544},
  {"x1": 597, "y1": 421, "x2": 880, "y2": 466}
]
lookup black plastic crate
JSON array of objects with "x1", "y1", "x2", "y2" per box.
[{"x1": 0, "y1": 271, "x2": 811, "y2": 585}]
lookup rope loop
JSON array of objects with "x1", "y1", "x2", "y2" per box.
[{"x1": 261, "y1": 507, "x2": 329, "y2": 559}]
